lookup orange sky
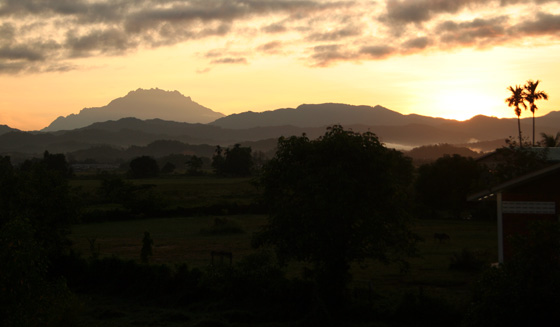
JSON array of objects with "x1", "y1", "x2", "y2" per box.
[{"x1": 1, "y1": 0, "x2": 559, "y2": 131}]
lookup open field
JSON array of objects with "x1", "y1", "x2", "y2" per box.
[
  {"x1": 68, "y1": 174, "x2": 498, "y2": 324},
  {"x1": 71, "y1": 175, "x2": 261, "y2": 209},
  {"x1": 70, "y1": 216, "x2": 497, "y2": 305},
  {"x1": 70, "y1": 215, "x2": 266, "y2": 267}
]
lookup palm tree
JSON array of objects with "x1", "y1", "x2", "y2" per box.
[
  {"x1": 540, "y1": 132, "x2": 560, "y2": 147},
  {"x1": 506, "y1": 85, "x2": 527, "y2": 147},
  {"x1": 524, "y1": 80, "x2": 549, "y2": 146}
]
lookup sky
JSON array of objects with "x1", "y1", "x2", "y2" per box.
[{"x1": 1, "y1": 0, "x2": 560, "y2": 131}]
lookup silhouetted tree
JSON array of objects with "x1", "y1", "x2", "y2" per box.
[
  {"x1": 211, "y1": 145, "x2": 225, "y2": 173},
  {"x1": 97, "y1": 173, "x2": 133, "y2": 203},
  {"x1": 129, "y1": 156, "x2": 159, "y2": 178},
  {"x1": 0, "y1": 217, "x2": 75, "y2": 326},
  {"x1": 506, "y1": 85, "x2": 527, "y2": 147},
  {"x1": 524, "y1": 80, "x2": 548, "y2": 146},
  {"x1": 212, "y1": 144, "x2": 253, "y2": 176},
  {"x1": 489, "y1": 145, "x2": 548, "y2": 184},
  {"x1": 16, "y1": 153, "x2": 77, "y2": 260},
  {"x1": 186, "y1": 155, "x2": 204, "y2": 175},
  {"x1": 0, "y1": 156, "x2": 15, "y2": 225},
  {"x1": 540, "y1": 132, "x2": 560, "y2": 147},
  {"x1": 415, "y1": 154, "x2": 483, "y2": 219},
  {"x1": 160, "y1": 162, "x2": 176, "y2": 174},
  {"x1": 0, "y1": 154, "x2": 77, "y2": 326},
  {"x1": 253, "y1": 125, "x2": 418, "y2": 311},
  {"x1": 42, "y1": 151, "x2": 73, "y2": 177}
]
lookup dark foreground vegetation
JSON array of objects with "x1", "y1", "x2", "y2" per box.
[{"x1": 1, "y1": 126, "x2": 560, "y2": 326}]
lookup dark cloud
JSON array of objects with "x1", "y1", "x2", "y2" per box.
[
  {"x1": 437, "y1": 17, "x2": 508, "y2": 47},
  {"x1": 0, "y1": 60, "x2": 26, "y2": 73},
  {"x1": 499, "y1": 0, "x2": 558, "y2": 5},
  {"x1": 381, "y1": 0, "x2": 486, "y2": 26},
  {"x1": 210, "y1": 57, "x2": 248, "y2": 64},
  {"x1": 310, "y1": 44, "x2": 349, "y2": 66},
  {"x1": 123, "y1": 0, "x2": 342, "y2": 33},
  {"x1": 380, "y1": 0, "x2": 558, "y2": 29},
  {"x1": 515, "y1": 12, "x2": 560, "y2": 35},
  {"x1": 359, "y1": 45, "x2": 396, "y2": 59},
  {"x1": 263, "y1": 22, "x2": 288, "y2": 34},
  {"x1": 306, "y1": 25, "x2": 362, "y2": 41},
  {"x1": 1, "y1": 0, "x2": 560, "y2": 73},
  {"x1": 205, "y1": 49, "x2": 224, "y2": 58},
  {"x1": 258, "y1": 41, "x2": 283, "y2": 53},
  {"x1": 0, "y1": 23, "x2": 15, "y2": 42},
  {"x1": 66, "y1": 29, "x2": 134, "y2": 57},
  {"x1": 401, "y1": 36, "x2": 430, "y2": 49},
  {"x1": 0, "y1": 44, "x2": 46, "y2": 61}
]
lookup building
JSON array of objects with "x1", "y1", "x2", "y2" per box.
[{"x1": 468, "y1": 162, "x2": 560, "y2": 263}]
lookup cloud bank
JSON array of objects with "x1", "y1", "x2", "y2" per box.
[{"x1": 0, "y1": 0, "x2": 559, "y2": 73}]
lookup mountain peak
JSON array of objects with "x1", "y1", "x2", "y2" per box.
[{"x1": 43, "y1": 89, "x2": 224, "y2": 132}]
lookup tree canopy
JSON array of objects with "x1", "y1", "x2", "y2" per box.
[
  {"x1": 129, "y1": 155, "x2": 159, "y2": 178},
  {"x1": 415, "y1": 154, "x2": 483, "y2": 219},
  {"x1": 253, "y1": 125, "x2": 418, "y2": 309},
  {"x1": 212, "y1": 144, "x2": 253, "y2": 177}
]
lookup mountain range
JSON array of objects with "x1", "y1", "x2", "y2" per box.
[{"x1": 1, "y1": 88, "x2": 558, "y2": 163}]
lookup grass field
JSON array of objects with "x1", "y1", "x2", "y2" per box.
[
  {"x1": 71, "y1": 175, "x2": 261, "y2": 209},
  {"x1": 68, "y1": 174, "x2": 498, "y2": 324},
  {"x1": 70, "y1": 215, "x2": 266, "y2": 267},
  {"x1": 70, "y1": 215, "x2": 497, "y2": 308}
]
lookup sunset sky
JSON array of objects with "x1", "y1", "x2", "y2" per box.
[{"x1": 1, "y1": 0, "x2": 559, "y2": 131}]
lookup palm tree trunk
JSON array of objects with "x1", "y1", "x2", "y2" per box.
[
  {"x1": 518, "y1": 116, "x2": 522, "y2": 147},
  {"x1": 532, "y1": 112, "x2": 535, "y2": 147}
]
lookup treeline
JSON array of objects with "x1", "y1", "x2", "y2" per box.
[{"x1": 2, "y1": 126, "x2": 559, "y2": 326}]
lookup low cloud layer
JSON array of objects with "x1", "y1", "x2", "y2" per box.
[{"x1": 1, "y1": 0, "x2": 559, "y2": 73}]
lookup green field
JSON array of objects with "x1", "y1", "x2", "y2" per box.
[
  {"x1": 70, "y1": 215, "x2": 266, "y2": 267},
  {"x1": 70, "y1": 215, "x2": 497, "y2": 306},
  {"x1": 68, "y1": 174, "x2": 498, "y2": 325},
  {"x1": 71, "y1": 175, "x2": 261, "y2": 209}
]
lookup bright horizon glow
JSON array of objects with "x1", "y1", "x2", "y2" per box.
[{"x1": 1, "y1": 1, "x2": 559, "y2": 131}]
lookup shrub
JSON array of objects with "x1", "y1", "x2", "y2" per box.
[
  {"x1": 200, "y1": 217, "x2": 244, "y2": 235},
  {"x1": 449, "y1": 248, "x2": 488, "y2": 272},
  {"x1": 464, "y1": 221, "x2": 560, "y2": 326},
  {"x1": 393, "y1": 288, "x2": 462, "y2": 326}
]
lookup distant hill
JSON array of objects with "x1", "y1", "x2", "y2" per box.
[
  {"x1": 210, "y1": 103, "x2": 450, "y2": 129},
  {"x1": 0, "y1": 125, "x2": 19, "y2": 136},
  {"x1": 43, "y1": 88, "x2": 225, "y2": 131},
  {"x1": 209, "y1": 103, "x2": 560, "y2": 145},
  {"x1": 406, "y1": 144, "x2": 483, "y2": 165},
  {"x1": 67, "y1": 140, "x2": 217, "y2": 163}
]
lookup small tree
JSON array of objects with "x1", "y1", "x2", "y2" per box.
[
  {"x1": 186, "y1": 155, "x2": 204, "y2": 175},
  {"x1": 212, "y1": 144, "x2": 253, "y2": 176},
  {"x1": 141, "y1": 231, "x2": 153, "y2": 264},
  {"x1": 415, "y1": 154, "x2": 483, "y2": 219},
  {"x1": 253, "y1": 125, "x2": 418, "y2": 310},
  {"x1": 489, "y1": 145, "x2": 548, "y2": 184},
  {"x1": 160, "y1": 162, "x2": 176, "y2": 174},
  {"x1": 540, "y1": 132, "x2": 560, "y2": 147},
  {"x1": 129, "y1": 156, "x2": 159, "y2": 178}
]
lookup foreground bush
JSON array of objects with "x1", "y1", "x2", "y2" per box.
[{"x1": 465, "y1": 221, "x2": 560, "y2": 326}]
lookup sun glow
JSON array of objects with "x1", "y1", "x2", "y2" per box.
[{"x1": 434, "y1": 90, "x2": 501, "y2": 121}]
